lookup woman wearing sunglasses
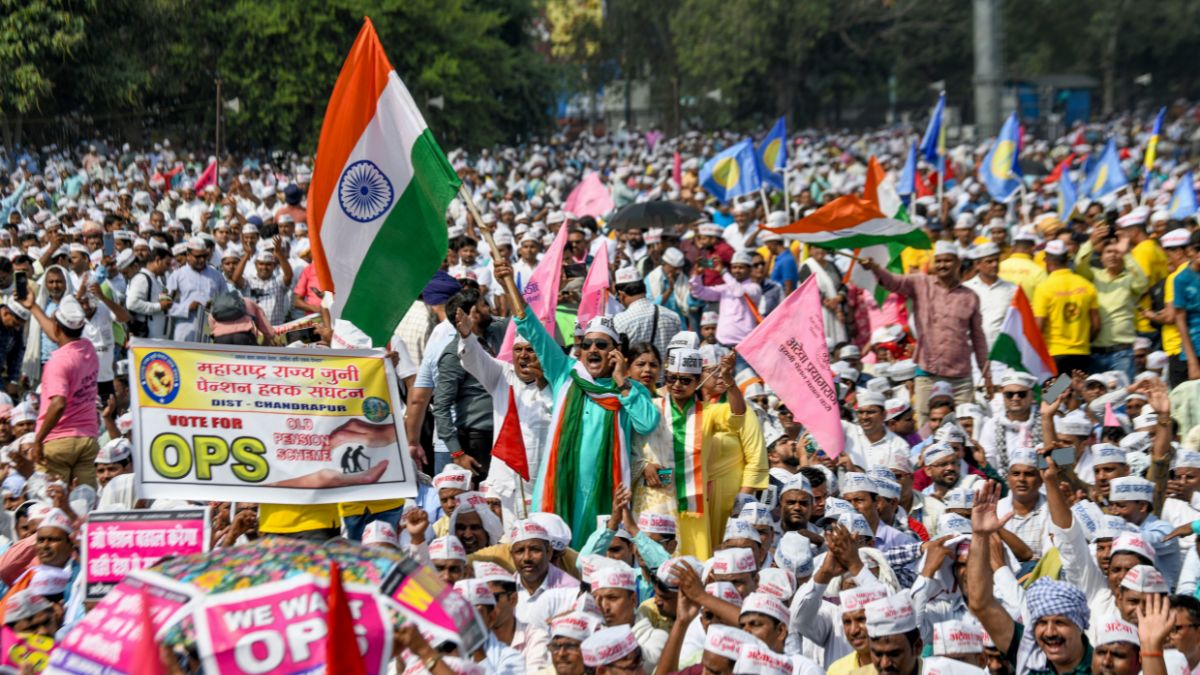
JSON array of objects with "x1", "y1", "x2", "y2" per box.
[
  {"x1": 632, "y1": 346, "x2": 764, "y2": 560},
  {"x1": 493, "y1": 258, "x2": 660, "y2": 550}
]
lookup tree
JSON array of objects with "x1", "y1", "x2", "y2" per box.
[{"x1": 0, "y1": 0, "x2": 88, "y2": 147}]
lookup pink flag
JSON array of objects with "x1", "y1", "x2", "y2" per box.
[
  {"x1": 576, "y1": 242, "x2": 611, "y2": 328},
  {"x1": 1103, "y1": 402, "x2": 1120, "y2": 428},
  {"x1": 498, "y1": 223, "x2": 570, "y2": 361},
  {"x1": 738, "y1": 276, "x2": 845, "y2": 458},
  {"x1": 194, "y1": 160, "x2": 217, "y2": 192},
  {"x1": 673, "y1": 151, "x2": 682, "y2": 188},
  {"x1": 645, "y1": 130, "x2": 664, "y2": 151},
  {"x1": 563, "y1": 172, "x2": 614, "y2": 219}
]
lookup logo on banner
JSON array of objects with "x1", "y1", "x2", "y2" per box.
[
  {"x1": 362, "y1": 396, "x2": 390, "y2": 423},
  {"x1": 140, "y1": 352, "x2": 181, "y2": 404}
]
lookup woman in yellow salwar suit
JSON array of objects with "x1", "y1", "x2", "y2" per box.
[{"x1": 632, "y1": 347, "x2": 768, "y2": 560}]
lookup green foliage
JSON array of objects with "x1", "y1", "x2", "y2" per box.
[
  {"x1": 0, "y1": 0, "x2": 88, "y2": 114},
  {"x1": 1, "y1": 0, "x2": 554, "y2": 151}
]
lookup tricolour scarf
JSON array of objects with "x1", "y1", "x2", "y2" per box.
[
  {"x1": 664, "y1": 397, "x2": 704, "y2": 516},
  {"x1": 541, "y1": 364, "x2": 630, "y2": 548}
]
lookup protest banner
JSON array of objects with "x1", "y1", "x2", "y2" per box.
[
  {"x1": 129, "y1": 340, "x2": 416, "y2": 504},
  {"x1": 2, "y1": 629, "x2": 53, "y2": 672},
  {"x1": 737, "y1": 276, "x2": 847, "y2": 459},
  {"x1": 82, "y1": 508, "x2": 210, "y2": 601},
  {"x1": 193, "y1": 574, "x2": 392, "y2": 675},
  {"x1": 48, "y1": 571, "x2": 198, "y2": 675}
]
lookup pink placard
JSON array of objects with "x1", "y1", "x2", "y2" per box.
[
  {"x1": 82, "y1": 508, "x2": 210, "y2": 601},
  {"x1": 49, "y1": 571, "x2": 197, "y2": 674},
  {"x1": 194, "y1": 574, "x2": 392, "y2": 675}
]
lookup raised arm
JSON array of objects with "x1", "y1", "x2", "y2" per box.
[{"x1": 964, "y1": 481, "x2": 1015, "y2": 652}]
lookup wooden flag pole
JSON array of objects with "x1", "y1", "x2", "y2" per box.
[{"x1": 459, "y1": 184, "x2": 525, "y2": 318}]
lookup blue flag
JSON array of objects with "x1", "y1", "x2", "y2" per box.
[
  {"x1": 756, "y1": 116, "x2": 787, "y2": 190},
  {"x1": 897, "y1": 142, "x2": 918, "y2": 199},
  {"x1": 1084, "y1": 139, "x2": 1128, "y2": 198},
  {"x1": 980, "y1": 113, "x2": 1023, "y2": 202},
  {"x1": 700, "y1": 139, "x2": 763, "y2": 204},
  {"x1": 1058, "y1": 172, "x2": 1078, "y2": 220},
  {"x1": 1170, "y1": 171, "x2": 1197, "y2": 220},
  {"x1": 920, "y1": 92, "x2": 946, "y2": 171}
]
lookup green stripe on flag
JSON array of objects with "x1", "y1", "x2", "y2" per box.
[
  {"x1": 988, "y1": 333, "x2": 1027, "y2": 371},
  {"x1": 813, "y1": 229, "x2": 931, "y2": 251},
  {"x1": 341, "y1": 129, "x2": 460, "y2": 344}
]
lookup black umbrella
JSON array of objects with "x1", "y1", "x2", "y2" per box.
[{"x1": 606, "y1": 200, "x2": 703, "y2": 231}]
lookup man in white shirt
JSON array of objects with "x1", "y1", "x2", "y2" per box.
[
  {"x1": 723, "y1": 202, "x2": 759, "y2": 252},
  {"x1": 962, "y1": 243, "x2": 1017, "y2": 348},
  {"x1": 843, "y1": 391, "x2": 911, "y2": 470},
  {"x1": 977, "y1": 372, "x2": 1042, "y2": 475}
]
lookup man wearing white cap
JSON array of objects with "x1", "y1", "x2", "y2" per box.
[
  {"x1": 614, "y1": 265, "x2": 682, "y2": 359},
  {"x1": 510, "y1": 518, "x2": 581, "y2": 631},
  {"x1": 1109, "y1": 476, "x2": 1180, "y2": 585},
  {"x1": 686, "y1": 222, "x2": 734, "y2": 287},
  {"x1": 642, "y1": 246, "x2": 690, "y2": 324},
  {"x1": 999, "y1": 228, "x2": 1047, "y2": 300},
  {"x1": 543, "y1": 611, "x2": 600, "y2": 675},
  {"x1": 94, "y1": 437, "x2": 132, "y2": 490},
  {"x1": 428, "y1": 535, "x2": 469, "y2": 584},
  {"x1": 124, "y1": 247, "x2": 171, "y2": 339},
  {"x1": 962, "y1": 242, "x2": 1016, "y2": 348},
  {"x1": 976, "y1": 371, "x2": 1041, "y2": 475},
  {"x1": 454, "y1": 298, "x2": 552, "y2": 517},
  {"x1": 844, "y1": 390, "x2": 911, "y2": 471},
  {"x1": 860, "y1": 241, "x2": 991, "y2": 426},
  {"x1": 689, "y1": 250, "x2": 762, "y2": 347},
  {"x1": 1032, "y1": 239, "x2": 1100, "y2": 374},
  {"x1": 851, "y1": 594, "x2": 925, "y2": 675},
  {"x1": 581, "y1": 624, "x2": 645, "y2": 674},
  {"x1": 19, "y1": 292, "x2": 100, "y2": 487},
  {"x1": 591, "y1": 562, "x2": 666, "y2": 669},
  {"x1": 164, "y1": 236, "x2": 225, "y2": 341},
  {"x1": 496, "y1": 259, "x2": 660, "y2": 550}
]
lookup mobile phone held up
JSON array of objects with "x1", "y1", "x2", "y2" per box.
[{"x1": 13, "y1": 272, "x2": 26, "y2": 302}]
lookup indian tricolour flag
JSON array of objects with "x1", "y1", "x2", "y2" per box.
[
  {"x1": 309, "y1": 18, "x2": 460, "y2": 346},
  {"x1": 989, "y1": 288, "x2": 1057, "y2": 382},
  {"x1": 768, "y1": 193, "x2": 929, "y2": 306}
]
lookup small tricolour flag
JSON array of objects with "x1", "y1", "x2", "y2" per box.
[
  {"x1": 309, "y1": 18, "x2": 461, "y2": 347},
  {"x1": 988, "y1": 288, "x2": 1056, "y2": 383},
  {"x1": 847, "y1": 156, "x2": 909, "y2": 306}
]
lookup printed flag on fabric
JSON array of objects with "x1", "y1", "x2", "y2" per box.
[
  {"x1": 1084, "y1": 138, "x2": 1129, "y2": 199},
  {"x1": 738, "y1": 277, "x2": 845, "y2": 458},
  {"x1": 756, "y1": 116, "x2": 788, "y2": 190},
  {"x1": 699, "y1": 139, "x2": 763, "y2": 204},
  {"x1": 308, "y1": 18, "x2": 461, "y2": 347},
  {"x1": 1170, "y1": 171, "x2": 1198, "y2": 220},
  {"x1": 980, "y1": 113, "x2": 1023, "y2": 202},
  {"x1": 848, "y1": 157, "x2": 909, "y2": 306},
  {"x1": 988, "y1": 288, "x2": 1057, "y2": 383},
  {"x1": 920, "y1": 92, "x2": 946, "y2": 171},
  {"x1": 1058, "y1": 171, "x2": 1078, "y2": 220}
]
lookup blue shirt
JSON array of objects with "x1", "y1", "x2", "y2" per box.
[
  {"x1": 1139, "y1": 513, "x2": 1182, "y2": 589},
  {"x1": 770, "y1": 249, "x2": 799, "y2": 286},
  {"x1": 1174, "y1": 266, "x2": 1200, "y2": 354}
]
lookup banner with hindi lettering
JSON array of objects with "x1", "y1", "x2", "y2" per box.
[
  {"x1": 82, "y1": 508, "x2": 210, "y2": 601},
  {"x1": 129, "y1": 340, "x2": 416, "y2": 504}
]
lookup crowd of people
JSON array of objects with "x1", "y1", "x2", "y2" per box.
[{"x1": 3, "y1": 104, "x2": 1200, "y2": 674}]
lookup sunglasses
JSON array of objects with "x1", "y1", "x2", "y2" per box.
[
  {"x1": 579, "y1": 338, "x2": 612, "y2": 351},
  {"x1": 665, "y1": 374, "x2": 696, "y2": 385},
  {"x1": 1004, "y1": 390, "x2": 1029, "y2": 399},
  {"x1": 752, "y1": 262, "x2": 765, "y2": 268}
]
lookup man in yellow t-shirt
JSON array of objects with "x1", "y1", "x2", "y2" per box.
[
  {"x1": 1148, "y1": 228, "x2": 1193, "y2": 385},
  {"x1": 1031, "y1": 240, "x2": 1099, "y2": 375},
  {"x1": 1120, "y1": 209, "x2": 1170, "y2": 336},
  {"x1": 998, "y1": 229, "x2": 1047, "y2": 301}
]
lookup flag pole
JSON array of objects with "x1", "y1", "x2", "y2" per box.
[
  {"x1": 459, "y1": 184, "x2": 524, "y2": 316},
  {"x1": 519, "y1": 479, "x2": 528, "y2": 519},
  {"x1": 759, "y1": 186, "x2": 771, "y2": 215}
]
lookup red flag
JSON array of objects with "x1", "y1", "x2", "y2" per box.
[
  {"x1": 194, "y1": 160, "x2": 218, "y2": 192},
  {"x1": 131, "y1": 589, "x2": 166, "y2": 675},
  {"x1": 673, "y1": 151, "x2": 682, "y2": 188},
  {"x1": 1045, "y1": 154, "x2": 1076, "y2": 185},
  {"x1": 326, "y1": 561, "x2": 367, "y2": 675},
  {"x1": 492, "y1": 388, "x2": 529, "y2": 481}
]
